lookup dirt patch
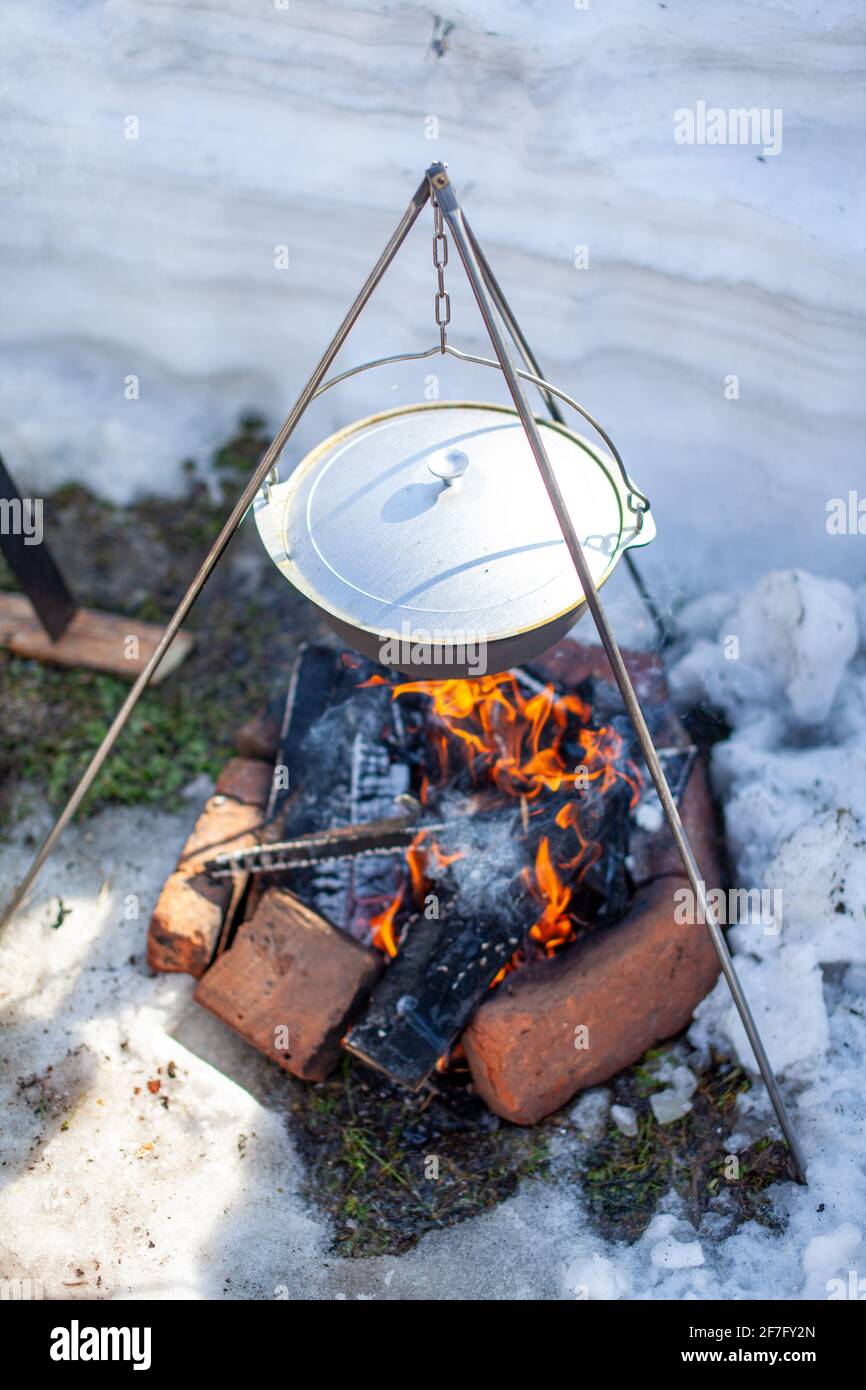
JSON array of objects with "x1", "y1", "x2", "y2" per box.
[
  {"x1": 0, "y1": 417, "x2": 325, "y2": 826},
  {"x1": 287, "y1": 1056, "x2": 550, "y2": 1258},
  {"x1": 573, "y1": 1048, "x2": 791, "y2": 1242}
]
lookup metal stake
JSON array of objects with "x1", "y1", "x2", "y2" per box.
[
  {"x1": 0, "y1": 175, "x2": 431, "y2": 932},
  {"x1": 430, "y1": 162, "x2": 807, "y2": 1184}
]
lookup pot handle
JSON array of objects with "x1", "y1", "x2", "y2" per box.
[{"x1": 266, "y1": 343, "x2": 651, "y2": 529}]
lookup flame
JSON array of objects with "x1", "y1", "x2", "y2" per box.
[
  {"x1": 436, "y1": 1040, "x2": 466, "y2": 1072},
  {"x1": 370, "y1": 832, "x2": 466, "y2": 957},
  {"x1": 523, "y1": 836, "x2": 573, "y2": 954},
  {"x1": 365, "y1": 670, "x2": 641, "y2": 971},
  {"x1": 370, "y1": 886, "x2": 404, "y2": 958},
  {"x1": 428, "y1": 838, "x2": 464, "y2": 870},
  {"x1": 406, "y1": 833, "x2": 428, "y2": 907},
  {"x1": 392, "y1": 674, "x2": 595, "y2": 800}
]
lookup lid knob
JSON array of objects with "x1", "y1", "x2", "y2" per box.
[{"x1": 427, "y1": 447, "x2": 470, "y2": 486}]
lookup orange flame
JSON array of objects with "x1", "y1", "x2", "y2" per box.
[
  {"x1": 371, "y1": 831, "x2": 466, "y2": 957},
  {"x1": 366, "y1": 671, "x2": 642, "y2": 969},
  {"x1": 523, "y1": 835, "x2": 573, "y2": 954},
  {"x1": 392, "y1": 674, "x2": 597, "y2": 801},
  {"x1": 370, "y1": 886, "x2": 404, "y2": 958}
]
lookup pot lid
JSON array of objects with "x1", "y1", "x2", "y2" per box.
[{"x1": 254, "y1": 401, "x2": 654, "y2": 646}]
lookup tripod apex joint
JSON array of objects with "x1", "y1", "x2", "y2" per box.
[
  {"x1": 0, "y1": 162, "x2": 807, "y2": 1186},
  {"x1": 427, "y1": 162, "x2": 450, "y2": 190}
]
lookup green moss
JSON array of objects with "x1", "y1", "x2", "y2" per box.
[
  {"x1": 2, "y1": 664, "x2": 218, "y2": 812},
  {"x1": 574, "y1": 1052, "x2": 791, "y2": 1240},
  {"x1": 288, "y1": 1055, "x2": 550, "y2": 1258}
]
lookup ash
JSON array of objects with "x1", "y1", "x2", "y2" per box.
[
  {"x1": 282, "y1": 683, "x2": 410, "y2": 942},
  {"x1": 423, "y1": 794, "x2": 527, "y2": 928}
]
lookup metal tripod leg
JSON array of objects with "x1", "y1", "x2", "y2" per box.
[
  {"x1": 462, "y1": 217, "x2": 673, "y2": 650},
  {"x1": 0, "y1": 175, "x2": 432, "y2": 932},
  {"x1": 431, "y1": 162, "x2": 807, "y2": 1184}
]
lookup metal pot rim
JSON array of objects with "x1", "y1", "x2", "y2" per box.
[{"x1": 254, "y1": 399, "x2": 655, "y2": 659}]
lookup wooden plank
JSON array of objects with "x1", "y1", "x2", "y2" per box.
[{"x1": 0, "y1": 593, "x2": 193, "y2": 683}]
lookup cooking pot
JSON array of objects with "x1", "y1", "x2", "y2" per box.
[{"x1": 254, "y1": 398, "x2": 655, "y2": 679}]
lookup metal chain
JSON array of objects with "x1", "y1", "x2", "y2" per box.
[{"x1": 432, "y1": 197, "x2": 450, "y2": 351}]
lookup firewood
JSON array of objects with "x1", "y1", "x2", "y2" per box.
[{"x1": 343, "y1": 907, "x2": 524, "y2": 1089}]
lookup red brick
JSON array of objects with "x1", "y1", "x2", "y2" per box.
[
  {"x1": 193, "y1": 888, "x2": 383, "y2": 1081},
  {"x1": 462, "y1": 877, "x2": 721, "y2": 1124},
  {"x1": 532, "y1": 638, "x2": 669, "y2": 707},
  {"x1": 629, "y1": 760, "x2": 721, "y2": 889},
  {"x1": 215, "y1": 756, "x2": 273, "y2": 805},
  {"x1": 147, "y1": 758, "x2": 271, "y2": 977},
  {"x1": 235, "y1": 711, "x2": 281, "y2": 763}
]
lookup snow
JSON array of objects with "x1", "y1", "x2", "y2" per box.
[
  {"x1": 802, "y1": 1224, "x2": 862, "y2": 1278},
  {"x1": 2, "y1": 564, "x2": 866, "y2": 1299},
  {"x1": 651, "y1": 1237, "x2": 706, "y2": 1271},
  {"x1": 676, "y1": 569, "x2": 866, "y2": 1089},
  {"x1": 650, "y1": 1066, "x2": 698, "y2": 1125},
  {"x1": 696, "y1": 946, "x2": 830, "y2": 1076},
  {"x1": 669, "y1": 570, "x2": 859, "y2": 728},
  {"x1": 610, "y1": 1104, "x2": 639, "y2": 1138},
  {"x1": 563, "y1": 1251, "x2": 628, "y2": 1302},
  {"x1": 857, "y1": 584, "x2": 866, "y2": 648},
  {"x1": 1, "y1": 2, "x2": 864, "y2": 600},
  {"x1": 569, "y1": 1088, "x2": 611, "y2": 1142}
]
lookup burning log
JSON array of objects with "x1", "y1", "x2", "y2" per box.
[
  {"x1": 343, "y1": 800, "x2": 535, "y2": 1087},
  {"x1": 273, "y1": 649, "x2": 415, "y2": 940},
  {"x1": 343, "y1": 905, "x2": 525, "y2": 1089}
]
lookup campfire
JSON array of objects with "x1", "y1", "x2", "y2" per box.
[
  {"x1": 366, "y1": 668, "x2": 644, "y2": 973},
  {"x1": 148, "y1": 639, "x2": 721, "y2": 1124}
]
